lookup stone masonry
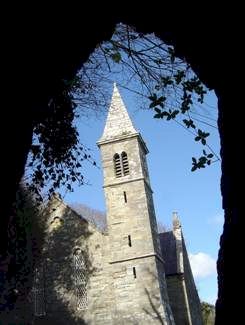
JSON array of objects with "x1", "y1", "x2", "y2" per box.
[{"x1": 31, "y1": 84, "x2": 203, "y2": 324}]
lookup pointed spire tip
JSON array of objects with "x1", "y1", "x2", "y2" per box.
[{"x1": 98, "y1": 82, "x2": 137, "y2": 143}]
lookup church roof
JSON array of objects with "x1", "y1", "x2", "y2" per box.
[
  {"x1": 159, "y1": 231, "x2": 178, "y2": 275},
  {"x1": 98, "y1": 83, "x2": 138, "y2": 143}
]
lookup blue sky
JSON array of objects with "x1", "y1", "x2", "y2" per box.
[{"x1": 63, "y1": 84, "x2": 223, "y2": 305}]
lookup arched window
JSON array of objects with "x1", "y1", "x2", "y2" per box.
[
  {"x1": 114, "y1": 153, "x2": 122, "y2": 178},
  {"x1": 73, "y1": 248, "x2": 88, "y2": 310},
  {"x1": 121, "y1": 151, "x2": 129, "y2": 176},
  {"x1": 113, "y1": 152, "x2": 130, "y2": 178},
  {"x1": 121, "y1": 152, "x2": 129, "y2": 176}
]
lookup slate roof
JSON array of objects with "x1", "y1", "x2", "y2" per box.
[
  {"x1": 98, "y1": 83, "x2": 138, "y2": 143},
  {"x1": 159, "y1": 231, "x2": 178, "y2": 275}
]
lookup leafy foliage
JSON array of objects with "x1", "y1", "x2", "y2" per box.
[
  {"x1": 25, "y1": 23, "x2": 220, "y2": 200},
  {"x1": 191, "y1": 150, "x2": 214, "y2": 171},
  {"x1": 0, "y1": 186, "x2": 47, "y2": 322},
  {"x1": 25, "y1": 82, "x2": 97, "y2": 201},
  {"x1": 201, "y1": 302, "x2": 215, "y2": 325},
  {"x1": 97, "y1": 24, "x2": 219, "y2": 171}
]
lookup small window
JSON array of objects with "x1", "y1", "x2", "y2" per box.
[
  {"x1": 114, "y1": 153, "x2": 122, "y2": 178},
  {"x1": 121, "y1": 152, "x2": 129, "y2": 175},
  {"x1": 133, "y1": 267, "x2": 137, "y2": 279},
  {"x1": 128, "y1": 235, "x2": 132, "y2": 247},
  {"x1": 73, "y1": 248, "x2": 88, "y2": 310},
  {"x1": 123, "y1": 191, "x2": 127, "y2": 203}
]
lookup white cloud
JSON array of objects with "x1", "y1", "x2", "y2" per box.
[
  {"x1": 207, "y1": 213, "x2": 223, "y2": 226},
  {"x1": 189, "y1": 252, "x2": 216, "y2": 279}
]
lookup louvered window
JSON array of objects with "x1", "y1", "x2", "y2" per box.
[
  {"x1": 73, "y1": 249, "x2": 88, "y2": 310},
  {"x1": 114, "y1": 153, "x2": 122, "y2": 178},
  {"x1": 121, "y1": 152, "x2": 129, "y2": 175},
  {"x1": 113, "y1": 152, "x2": 129, "y2": 178},
  {"x1": 33, "y1": 263, "x2": 46, "y2": 316}
]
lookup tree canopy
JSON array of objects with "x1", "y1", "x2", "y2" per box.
[{"x1": 24, "y1": 23, "x2": 219, "y2": 201}]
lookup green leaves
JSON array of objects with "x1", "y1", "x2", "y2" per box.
[
  {"x1": 195, "y1": 129, "x2": 210, "y2": 145},
  {"x1": 174, "y1": 70, "x2": 185, "y2": 84},
  {"x1": 181, "y1": 92, "x2": 193, "y2": 113},
  {"x1": 149, "y1": 93, "x2": 179, "y2": 120},
  {"x1": 26, "y1": 80, "x2": 98, "y2": 201},
  {"x1": 110, "y1": 52, "x2": 121, "y2": 63},
  {"x1": 191, "y1": 151, "x2": 214, "y2": 171},
  {"x1": 183, "y1": 119, "x2": 196, "y2": 129},
  {"x1": 183, "y1": 76, "x2": 207, "y2": 103},
  {"x1": 148, "y1": 93, "x2": 166, "y2": 108},
  {"x1": 160, "y1": 76, "x2": 173, "y2": 87},
  {"x1": 167, "y1": 47, "x2": 175, "y2": 63},
  {"x1": 153, "y1": 108, "x2": 179, "y2": 120}
]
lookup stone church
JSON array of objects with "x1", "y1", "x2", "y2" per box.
[{"x1": 33, "y1": 84, "x2": 203, "y2": 324}]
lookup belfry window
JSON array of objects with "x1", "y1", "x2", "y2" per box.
[
  {"x1": 114, "y1": 153, "x2": 122, "y2": 177},
  {"x1": 73, "y1": 248, "x2": 88, "y2": 310},
  {"x1": 113, "y1": 152, "x2": 129, "y2": 178},
  {"x1": 121, "y1": 152, "x2": 129, "y2": 175},
  {"x1": 33, "y1": 263, "x2": 46, "y2": 316}
]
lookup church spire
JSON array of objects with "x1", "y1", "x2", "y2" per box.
[{"x1": 98, "y1": 83, "x2": 137, "y2": 143}]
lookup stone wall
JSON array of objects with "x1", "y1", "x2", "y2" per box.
[
  {"x1": 182, "y1": 238, "x2": 203, "y2": 325},
  {"x1": 165, "y1": 274, "x2": 190, "y2": 325},
  {"x1": 99, "y1": 133, "x2": 174, "y2": 324},
  {"x1": 31, "y1": 196, "x2": 110, "y2": 324}
]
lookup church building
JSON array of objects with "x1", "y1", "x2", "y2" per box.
[{"x1": 33, "y1": 84, "x2": 203, "y2": 324}]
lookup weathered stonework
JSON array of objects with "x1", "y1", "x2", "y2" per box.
[
  {"x1": 160, "y1": 214, "x2": 203, "y2": 325},
  {"x1": 30, "y1": 84, "x2": 203, "y2": 324}
]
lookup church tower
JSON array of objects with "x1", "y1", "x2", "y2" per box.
[{"x1": 97, "y1": 84, "x2": 174, "y2": 324}]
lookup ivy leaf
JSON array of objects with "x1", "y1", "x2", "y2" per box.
[
  {"x1": 148, "y1": 94, "x2": 157, "y2": 101},
  {"x1": 110, "y1": 52, "x2": 121, "y2": 63},
  {"x1": 183, "y1": 119, "x2": 196, "y2": 129},
  {"x1": 168, "y1": 47, "x2": 175, "y2": 63},
  {"x1": 174, "y1": 70, "x2": 185, "y2": 84},
  {"x1": 154, "y1": 107, "x2": 161, "y2": 114},
  {"x1": 154, "y1": 113, "x2": 162, "y2": 119}
]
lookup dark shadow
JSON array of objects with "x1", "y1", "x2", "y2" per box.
[
  {"x1": 1, "y1": 193, "x2": 97, "y2": 325},
  {"x1": 31, "y1": 200, "x2": 95, "y2": 325},
  {"x1": 141, "y1": 266, "x2": 169, "y2": 324},
  {"x1": 0, "y1": 188, "x2": 46, "y2": 324},
  {"x1": 143, "y1": 287, "x2": 164, "y2": 325}
]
